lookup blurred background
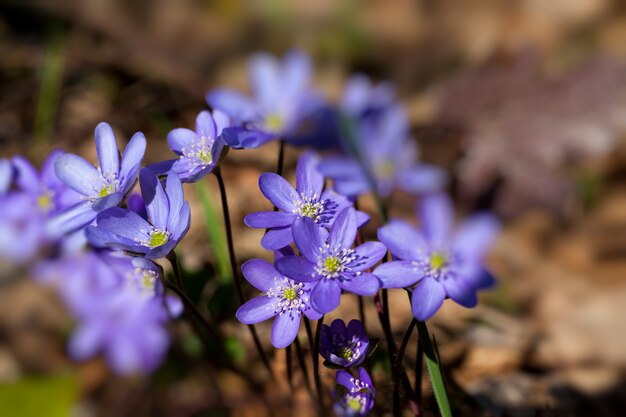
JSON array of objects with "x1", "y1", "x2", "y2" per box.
[{"x1": 1, "y1": 0, "x2": 626, "y2": 416}]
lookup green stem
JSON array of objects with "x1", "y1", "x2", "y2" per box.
[
  {"x1": 394, "y1": 319, "x2": 418, "y2": 417},
  {"x1": 416, "y1": 321, "x2": 452, "y2": 417}
]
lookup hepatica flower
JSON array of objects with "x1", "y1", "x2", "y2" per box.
[
  {"x1": 152, "y1": 110, "x2": 229, "y2": 182},
  {"x1": 318, "y1": 106, "x2": 445, "y2": 198},
  {"x1": 244, "y1": 152, "x2": 369, "y2": 250},
  {"x1": 236, "y1": 258, "x2": 322, "y2": 348},
  {"x1": 207, "y1": 50, "x2": 321, "y2": 148},
  {"x1": 51, "y1": 122, "x2": 146, "y2": 235},
  {"x1": 86, "y1": 169, "x2": 190, "y2": 259},
  {"x1": 374, "y1": 194, "x2": 499, "y2": 320},
  {"x1": 320, "y1": 319, "x2": 369, "y2": 368},
  {"x1": 333, "y1": 367, "x2": 376, "y2": 417},
  {"x1": 275, "y1": 208, "x2": 385, "y2": 314}
]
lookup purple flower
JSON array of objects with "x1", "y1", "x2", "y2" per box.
[
  {"x1": 86, "y1": 169, "x2": 190, "y2": 259},
  {"x1": 244, "y1": 152, "x2": 369, "y2": 250},
  {"x1": 333, "y1": 367, "x2": 376, "y2": 417},
  {"x1": 318, "y1": 106, "x2": 445, "y2": 198},
  {"x1": 341, "y1": 74, "x2": 396, "y2": 118},
  {"x1": 373, "y1": 194, "x2": 499, "y2": 321},
  {"x1": 50, "y1": 122, "x2": 146, "y2": 236},
  {"x1": 236, "y1": 257, "x2": 322, "y2": 348},
  {"x1": 35, "y1": 250, "x2": 182, "y2": 375},
  {"x1": 0, "y1": 159, "x2": 12, "y2": 194},
  {"x1": 207, "y1": 50, "x2": 321, "y2": 149},
  {"x1": 151, "y1": 110, "x2": 230, "y2": 182},
  {"x1": 275, "y1": 208, "x2": 386, "y2": 314},
  {"x1": 320, "y1": 319, "x2": 369, "y2": 368}
]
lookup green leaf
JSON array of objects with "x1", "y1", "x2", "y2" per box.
[
  {"x1": 0, "y1": 373, "x2": 78, "y2": 417},
  {"x1": 417, "y1": 321, "x2": 453, "y2": 417},
  {"x1": 195, "y1": 181, "x2": 231, "y2": 284}
]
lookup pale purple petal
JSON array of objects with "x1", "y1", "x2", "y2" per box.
[
  {"x1": 249, "y1": 53, "x2": 280, "y2": 109},
  {"x1": 212, "y1": 109, "x2": 231, "y2": 135},
  {"x1": 295, "y1": 151, "x2": 323, "y2": 197},
  {"x1": 167, "y1": 128, "x2": 196, "y2": 154},
  {"x1": 196, "y1": 110, "x2": 217, "y2": 140},
  {"x1": 258, "y1": 172, "x2": 298, "y2": 212},
  {"x1": 241, "y1": 259, "x2": 280, "y2": 292},
  {"x1": 11, "y1": 156, "x2": 39, "y2": 193},
  {"x1": 55, "y1": 154, "x2": 103, "y2": 196},
  {"x1": 236, "y1": 296, "x2": 276, "y2": 324},
  {"x1": 206, "y1": 89, "x2": 258, "y2": 122},
  {"x1": 328, "y1": 208, "x2": 357, "y2": 250},
  {"x1": 452, "y1": 213, "x2": 500, "y2": 262},
  {"x1": 140, "y1": 168, "x2": 169, "y2": 229},
  {"x1": 397, "y1": 164, "x2": 447, "y2": 195},
  {"x1": 374, "y1": 261, "x2": 423, "y2": 289},
  {"x1": 339, "y1": 272, "x2": 379, "y2": 296},
  {"x1": 165, "y1": 173, "x2": 184, "y2": 229},
  {"x1": 411, "y1": 278, "x2": 446, "y2": 321},
  {"x1": 261, "y1": 226, "x2": 294, "y2": 250},
  {"x1": 271, "y1": 311, "x2": 301, "y2": 348},
  {"x1": 292, "y1": 217, "x2": 328, "y2": 262},
  {"x1": 95, "y1": 207, "x2": 152, "y2": 243},
  {"x1": 419, "y1": 194, "x2": 455, "y2": 248},
  {"x1": 46, "y1": 201, "x2": 96, "y2": 237},
  {"x1": 311, "y1": 279, "x2": 341, "y2": 313},
  {"x1": 348, "y1": 241, "x2": 387, "y2": 271},
  {"x1": 95, "y1": 122, "x2": 120, "y2": 177},
  {"x1": 336, "y1": 370, "x2": 353, "y2": 390},
  {"x1": 442, "y1": 279, "x2": 478, "y2": 308},
  {"x1": 377, "y1": 220, "x2": 427, "y2": 261},
  {"x1": 283, "y1": 50, "x2": 312, "y2": 100},
  {"x1": 119, "y1": 131, "x2": 146, "y2": 192},
  {"x1": 275, "y1": 256, "x2": 318, "y2": 282},
  {"x1": 244, "y1": 211, "x2": 296, "y2": 228}
]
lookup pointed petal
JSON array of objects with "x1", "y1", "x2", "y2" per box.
[
  {"x1": 236, "y1": 296, "x2": 276, "y2": 324},
  {"x1": 242, "y1": 259, "x2": 281, "y2": 292},
  {"x1": 340, "y1": 272, "x2": 379, "y2": 296},
  {"x1": 411, "y1": 278, "x2": 445, "y2": 321},
  {"x1": 311, "y1": 279, "x2": 341, "y2": 313},
  {"x1": 442, "y1": 278, "x2": 478, "y2": 308},
  {"x1": 328, "y1": 208, "x2": 357, "y2": 250},
  {"x1": 119, "y1": 131, "x2": 146, "y2": 192},
  {"x1": 258, "y1": 172, "x2": 298, "y2": 212},
  {"x1": 167, "y1": 128, "x2": 196, "y2": 154},
  {"x1": 196, "y1": 110, "x2": 217, "y2": 140},
  {"x1": 377, "y1": 220, "x2": 427, "y2": 261},
  {"x1": 419, "y1": 194, "x2": 454, "y2": 249},
  {"x1": 374, "y1": 261, "x2": 423, "y2": 289},
  {"x1": 165, "y1": 173, "x2": 184, "y2": 229},
  {"x1": 140, "y1": 168, "x2": 169, "y2": 229},
  {"x1": 275, "y1": 256, "x2": 318, "y2": 282},
  {"x1": 292, "y1": 217, "x2": 327, "y2": 262},
  {"x1": 261, "y1": 226, "x2": 294, "y2": 250},
  {"x1": 453, "y1": 213, "x2": 500, "y2": 262},
  {"x1": 55, "y1": 154, "x2": 103, "y2": 196},
  {"x1": 95, "y1": 122, "x2": 120, "y2": 177},
  {"x1": 244, "y1": 211, "x2": 296, "y2": 228},
  {"x1": 271, "y1": 311, "x2": 301, "y2": 348},
  {"x1": 295, "y1": 152, "x2": 323, "y2": 197},
  {"x1": 348, "y1": 241, "x2": 387, "y2": 272}
]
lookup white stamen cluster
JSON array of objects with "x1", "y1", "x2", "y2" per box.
[
  {"x1": 126, "y1": 267, "x2": 159, "y2": 298},
  {"x1": 333, "y1": 334, "x2": 363, "y2": 362},
  {"x1": 91, "y1": 169, "x2": 120, "y2": 199},
  {"x1": 349, "y1": 377, "x2": 371, "y2": 394},
  {"x1": 344, "y1": 393, "x2": 367, "y2": 413},
  {"x1": 411, "y1": 250, "x2": 454, "y2": 282},
  {"x1": 315, "y1": 245, "x2": 357, "y2": 279},
  {"x1": 292, "y1": 193, "x2": 324, "y2": 221},
  {"x1": 139, "y1": 227, "x2": 171, "y2": 248},
  {"x1": 180, "y1": 136, "x2": 213, "y2": 171},
  {"x1": 266, "y1": 277, "x2": 307, "y2": 315}
]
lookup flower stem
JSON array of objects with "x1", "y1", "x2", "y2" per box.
[
  {"x1": 294, "y1": 337, "x2": 314, "y2": 397},
  {"x1": 213, "y1": 167, "x2": 274, "y2": 378},
  {"x1": 286, "y1": 344, "x2": 294, "y2": 391},
  {"x1": 394, "y1": 319, "x2": 418, "y2": 417},
  {"x1": 313, "y1": 316, "x2": 325, "y2": 409},
  {"x1": 166, "y1": 251, "x2": 185, "y2": 292},
  {"x1": 276, "y1": 140, "x2": 286, "y2": 177}
]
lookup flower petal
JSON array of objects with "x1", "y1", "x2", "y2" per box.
[
  {"x1": 271, "y1": 311, "x2": 301, "y2": 348},
  {"x1": 249, "y1": 52, "x2": 280, "y2": 109},
  {"x1": 55, "y1": 154, "x2": 103, "y2": 196},
  {"x1": 261, "y1": 226, "x2": 294, "y2": 250},
  {"x1": 167, "y1": 128, "x2": 196, "y2": 154},
  {"x1": 452, "y1": 213, "x2": 500, "y2": 262},
  {"x1": 397, "y1": 164, "x2": 447, "y2": 195},
  {"x1": 11, "y1": 156, "x2": 39, "y2": 193},
  {"x1": 258, "y1": 172, "x2": 298, "y2": 212},
  {"x1": 442, "y1": 279, "x2": 478, "y2": 308},
  {"x1": 95, "y1": 122, "x2": 120, "y2": 177},
  {"x1": 411, "y1": 278, "x2": 445, "y2": 321},
  {"x1": 212, "y1": 109, "x2": 231, "y2": 135},
  {"x1": 295, "y1": 151, "x2": 323, "y2": 197},
  {"x1": 311, "y1": 279, "x2": 341, "y2": 313},
  {"x1": 419, "y1": 194, "x2": 454, "y2": 248},
  {"x1": 328, "y1": 208, "x2": 357, "y2": 250},
  {"x1": 140, "y1": 168, "x2": 169, "y2": 229},
  {"x1": 206, "y1": 89, "x2": 258, "y2": 122},
  {"x1": 119, "y1": 131, "x2": 146, "y2": 193},
  {"x1": 244, "y1": 211, "x2": 296, "y2": 228},
  {"x1": 292, "y1": 217, "x2": 328, "y2": 262},
  {"x1": 274, "y1": 256, "x2": 318, "y2": 282},
  {"x1": 336, "y1": 370, "x2": 353, "y2": 390},
  {"x1": 340, "y1": 272, "x2": 379, "y2": 296},
  {"x1": 283, "y1": 50, "x2": 312, "y2": 100},
  {"x1": 165, "y1": 173, "x2": 184, "y2": 230},
  {"x1": 221, "y1": 126, "x2": 274, "y2": 149},
  {"x1": 46, "y1": 201, "x2": 97, "y2": 237},
  {"x1": 196, "y1": 110, "x2": 217, "y2": 140},
  {"x1": 95, "y1": 207, "x2": 152, "y2": 243},
  {"x1": 377, "y1": 220, "x2": 427, "y2": 261},
  {"x1": 348, "y1": 241, "x2": 387, "y2": 272},
  {"x1": 374, "y1": 260, "x2": 422, "y2": 289},
  {"x1": 236, "y1": 296, "x2": 276, "y2": 324},
  {"x1": 241, "y1": 259, "x2": 281, "y2": 292}
]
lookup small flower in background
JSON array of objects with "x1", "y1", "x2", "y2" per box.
[
  {"x1": 150, "y1": 110, "x2": 230, "y2": 182},
  {"x1": 207, "y1": 50, "x2": 321, "y2": 149},
  {"x1": 86, "y1": 169, "x2": 191, "y2": 259},
  {"x1": 0, "y1": 193, "x2": 45, "y2": 265},
  {"x1": 35, "y1": 249, "x2": 182, "y2": 375},
  {"x1": 244, "y1": 152, "x2": 369, "y2": 250},
  {"x1": 340, "y1": 74, "x2": 396, "y2": 119},
  {"x1": 374, "y1": 193, "x2": 499, "y2": 321},
  {"x1": 50, "y1": 122, "x2": 146, "y2": 236},
  {"x1": 318, "y1": 106, "x2": 446, "y2": 198},
  {"x1": 333, "y1": 367, "x2": 376, "y2": 417},
  {"x1": 320, "y1": 319, "x2": 369, "y2": 368},
  {"x1": 275, "y1": 208, "x2": 385, "y2": 314},
  {"x1": 236, "y1": 254, "x2": 322, "y2": 348}
]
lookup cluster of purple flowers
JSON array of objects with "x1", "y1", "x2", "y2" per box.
[{"x1": 1, "y1": 49, "x2": 500, "y2": 414}]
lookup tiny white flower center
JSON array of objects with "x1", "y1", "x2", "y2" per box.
[
  {"x1": 181, "y1": 136, "x2": 213, "y2": 171},
  {"x1": 293, "y1": 193, "x2": 324, "y2": 221},
  {"x1": 315, "y1": 246, "x2": 357, "y2": 279},
  {"x1": 267, "y1": 278, "x2": 307, "y2": 315}
]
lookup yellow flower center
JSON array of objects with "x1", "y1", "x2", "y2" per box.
[
  {"x1": 377, "y1": 161, "x2": 395, "y2": 178},
  {"x1": 148, "y1": 230, "x2": 169, "y2": 248},
  {"x1": 98, "y1": 183, "x2": 116, "y2": 198},
  {"x1": 346, "y1": 396, "x2": 363, "y2": 411},
  {"x1": 282, "y1": 287, "x2": 298, "y2": 301},
  {"x1": 141, "y1": 273, "x2": 156, "y2": 291},
  {"x1": 198, "y1": 148, "x2": 213, "y2": 164},
  {"x1": 37, "y1": 191, "x2": 54, "y2": 212},
  {"x1": 265, "y1": 113, "x2": 284, "y2": 132},
  {"x1": 338, "y1": 346, "x2": 353, "y2": 360},
  {"x1": 430, "y1": 252, "x2": 447, "y2": 270},
  {"x1": 299, "y1": 203, "x2": 318, "y2": 219},
  {"x1": 324, "y1": 256, "x2": 341, "y2": 273}
]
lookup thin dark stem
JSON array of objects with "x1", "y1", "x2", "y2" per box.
[
  {"x1": 394, "y1": 319, "x2": 418, "y2": 417},
  {"x1": 294, "y1": 337, "x2": 314, "y2": 396},
  {"x1": 286, "y1": 344, "x2": 294, "y2": 392},
  {"x1": 304, "y1": 317, "x2": 315, "y2": 362},
  {"x1": 276, "y1": 140, "x2": 285, "y2": 176},
  {"x1": 313, "y1": 316, "x2": 325, "y2": 410},
  {"x1": 166, "y1": 251, "x2": 185, "y2": 292},
  {"x1": 415, "y1": 337, "x2": 423, "y2": 407},
  {"x1": 213, "y1": 168, "x2": 274, "y2": 378},
  {"x1": 358, "y1": 295, "x2": 366, "y2": 333}
]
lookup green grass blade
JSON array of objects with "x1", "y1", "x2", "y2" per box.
[
  {"x1": 417, "y1": 320, "x2": 453, "y2": 417},
  {"x1": 195, "y1": 181, "x2": 231, "y2": 284}
]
